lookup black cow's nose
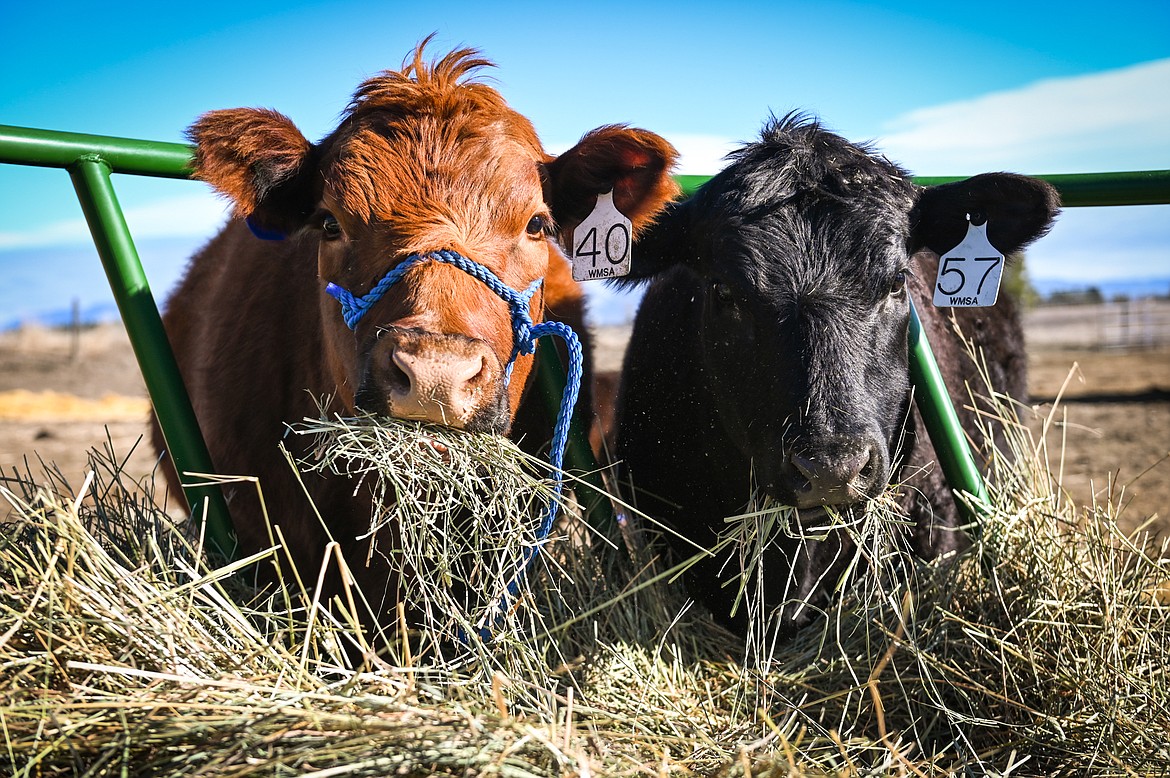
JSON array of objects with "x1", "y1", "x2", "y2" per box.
[{"x1": 789, "y1": 444, "x2": 882, "y2": 507}]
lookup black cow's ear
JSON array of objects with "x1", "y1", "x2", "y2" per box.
[
  {"x1": 910, "y1": 173, "x2": 1061, "y2": 257},
  {"x1": 608, "y1": 198, "x2": 691, "y2": 289},
  {"x1": 187, "y1": 108, "x2": 321, "y2": 239}
]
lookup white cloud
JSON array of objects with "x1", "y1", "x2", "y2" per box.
[
  {"x1": 876, "y1": 59, "x2": 1170, "y2": 176},
  {"x1": 0, "y1": 193, "x2": 230, "y2": 250},
  {"x1": 659, "y1": 67, "x2": 1170, "y2": 287},
  {"x1": 874, "y1": 61, "x2": 1170, "y2": 285},
  {"x1": 663, "y1": 133, "x2": 742, "y2": 176},
  {"x1": 1026, "y1": 204, "x2": 1170, "y2": 283}
]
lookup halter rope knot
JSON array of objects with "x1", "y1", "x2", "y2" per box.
[{"x1": 325, "y1": 249, "x2": 583, "y2": 640}]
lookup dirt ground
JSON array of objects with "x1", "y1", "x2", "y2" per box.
[
  {"x1": 1025, "y1": 348, "x2": 1169, "y2": 533},
  {"x1": 1021, "y1": 301, "x2": 1170, "y2": 536},
  {"x1": 2, "y1": 308, "x2": 1167, "y2": 538}
]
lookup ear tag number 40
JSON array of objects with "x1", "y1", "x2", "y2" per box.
[
  {"x1": 570, "y1": 191, "x2": 632, "y2": 282},
  {"x1": 933, "y1": 216, "x2": 1005, "y2": 308}
]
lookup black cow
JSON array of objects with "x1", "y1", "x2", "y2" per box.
[{"x1": 615, "y1": 113, "x2": 1059, "y2": 636}]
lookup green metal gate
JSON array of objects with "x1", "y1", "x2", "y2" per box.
[{"x1": 2, "y1": 123, "x2": 1168, "y2": 550}]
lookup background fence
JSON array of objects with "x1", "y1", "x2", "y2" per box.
[{"x1": 1025, "y1": 298, "x2": 1170, "y2": 350}]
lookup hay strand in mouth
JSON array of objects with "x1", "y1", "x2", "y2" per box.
[{"x1": 292, "y1": 411, "x2": 573, "y2": 659}]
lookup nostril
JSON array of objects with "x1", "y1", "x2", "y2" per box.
[
  {"x1": 792, "y1": 453, "x2": 819, "y2": 483},
  {"x1": 456, "y1": 355, "x2": 487, "y2": 387},
  {"x1": 858, "y1": 449, "x2": 875, "y2": 480},
  {"x1": 790, "y1": 454, "x2": 821, "y2": 498},
  {"x1": 853, "y1": 445, "x2": 892, "y2": 500},
  {"x1": 389, "y1": 350, "x2": 416, "y2": 392}
]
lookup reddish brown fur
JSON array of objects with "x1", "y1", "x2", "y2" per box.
[{"x1": 153, "y1": 41, "x2": 678, "y2": 648}]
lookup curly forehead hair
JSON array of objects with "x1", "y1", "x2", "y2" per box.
[
  {"x1": 344, "y1": 39, "x2": 517, "y2": 128},
  {"x1": 322, "y1": 38, "x2": 546, "y2": 226},
  {"x1": 716, "y1": 112, "x2": 916, "y2": 212}
]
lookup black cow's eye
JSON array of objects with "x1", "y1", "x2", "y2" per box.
[
  {"x1": 890, "y1": 269, "x2": 909, "y2": 296},
  {"x1": 712, "y1": 280, "x2": 735, "y2": 306},
  {"x1": 526, "y1": 214, "x2": 548, "y2": 237},
  {"x1": 321, "y1": 213, "x2": 342, "y2": 240}
]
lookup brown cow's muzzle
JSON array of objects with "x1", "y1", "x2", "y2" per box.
[{"x1": 356, "y1": 327, "x2": 511, "y2": 434}]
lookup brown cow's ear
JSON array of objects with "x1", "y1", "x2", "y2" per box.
[
  {"x1": 187, "y1": 108, "x2": 320, "y2": 238},
  {"x1": 909, "y1": 173, "x2": 1061, "y2": 257},
  {"x1": 543, "y1": 125, "x2": 680, "y2": 239}
]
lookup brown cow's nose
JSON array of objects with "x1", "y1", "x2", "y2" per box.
[
  {"x1": 789, "y1": 445, "x2": 879, "y2": 508},
  {"x1": 386, "y1": 345, "x2": 494, "y2": 428},
  {"x1": 356, "y1": 328, "x2": 510, "y2": 433}
]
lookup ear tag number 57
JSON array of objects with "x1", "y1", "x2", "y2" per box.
[
  {"x1": 570, "y1": 191, "x2": 632, "y2": 282},
  {"x1": 933, "y1": 216, "x2": 1005, "y2": 308}
]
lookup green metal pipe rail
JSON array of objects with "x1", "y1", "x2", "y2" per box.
[
  {"x1": 2, "y1": 123, "x2": 1168, "y2": 547},
  {"x1": 0, "y1": 126, "x2": 234, "y2": 556},
  {"x1": 677, "y1": 169, "x2": 1170, "y2": 205}
]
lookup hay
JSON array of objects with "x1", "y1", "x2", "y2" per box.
[
  {"x1": 0, "y1": 389, "x2": 149, "y2": 422},
  {"x1": 1, "y1": 384, "x2": 1168, "y2": 775},
  {"x1": 293, "y1": 413, "x2": 567, "y2": 661}
]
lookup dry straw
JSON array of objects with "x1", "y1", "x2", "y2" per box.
[
  {"x1": 293, "y1": 413, "x2": 566, "y2": 662},
  {"x1": 1, "y1": 367, "x2": 1167, "y2": 775}
]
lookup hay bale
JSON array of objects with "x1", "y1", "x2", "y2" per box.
[{"x1": 1, "y1": 393, "x2": 1167, "y2": 775}]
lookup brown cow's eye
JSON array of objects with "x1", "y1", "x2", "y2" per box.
[
  {"x1": 321, "y1": 213, "x2": 342, "y2": 240},
  {"x1": 526, "y1": 214, "x2": 547, "y2": 236}
]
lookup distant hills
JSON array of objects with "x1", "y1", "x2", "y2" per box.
[
  {"x1": 1030, "y1": 276, "x2": 1170, "y2": 301},
  {"x1": 2, "y1": 239, "x2": 1166, "y2": 330},
  {"x1": 0, "y1": 237, "x2": 200, "y2": 330}
]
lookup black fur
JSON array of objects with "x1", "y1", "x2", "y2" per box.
[{"x1": 615, "y1": 113, "x2": 1059, "y2": 636}]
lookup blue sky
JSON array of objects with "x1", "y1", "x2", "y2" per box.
[{"x1": 2, "y1": 1, "x2": 1168, "y2": 324}]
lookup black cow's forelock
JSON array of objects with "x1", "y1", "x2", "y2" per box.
[{"x1": 716, "y1": 113, "x2": 916, "y2": 211}]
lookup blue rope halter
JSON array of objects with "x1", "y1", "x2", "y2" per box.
[{"x1": 324, "y1": 249, "x2": 583, "y2": 640}]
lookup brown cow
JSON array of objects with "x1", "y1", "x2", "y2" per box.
[{"x1": 153, "y1": 41, "x2": 678, "y2": 646}]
